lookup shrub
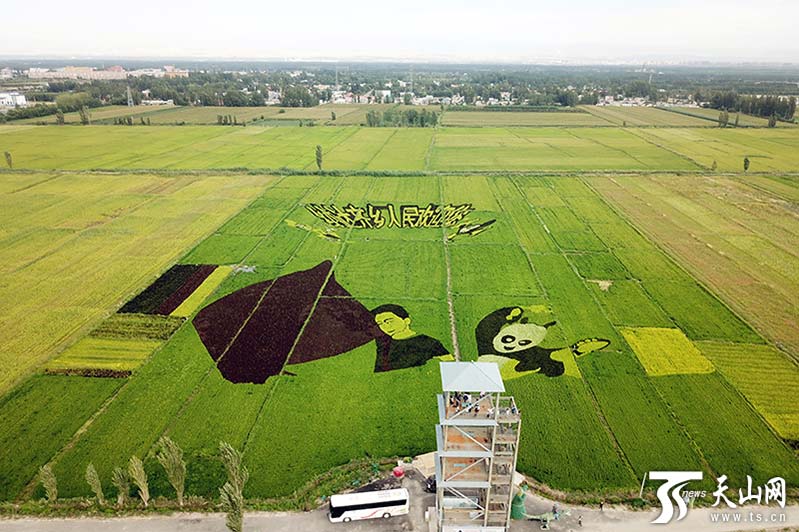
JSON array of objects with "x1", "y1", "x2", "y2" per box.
[
  {"x1": 128, "y1": 456, "x2": 150, "y2": 507},
  {"x1": 38, "y1": 465, "x2": 57, "y2": 503},
  {"x1": 85, "y1": 463, "x2": 105, "y2": 506},
  {"x1": 111, "y1": 467, "x2": 130, "y2": 507},
  {"x1": 219, "y1": 442, "x2": 249, "y2": 532},
  {"x1": 156, "y1": 436, "x2": 186, "y2": 506}
]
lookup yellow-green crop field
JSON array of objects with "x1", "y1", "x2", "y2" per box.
[
  {"x1": 2, "y1": 124, "x2": 798, "y2": 172},
  {"x1": 0, "y1": 172, "x2": 276, "y2": 393},
  {"x1": 442, "y1": 110, "x2": 612, "y2": 127},
  {"x1": 583, "y1": 105, "x2": 714, "y2": 126},
  {"x1": 0, "y1": 119, "x2": 797, "y2": 505},
  {"x1": 15, "y1": 105, "x2": 175, "y2": 125},
  {"x1": 670, "y1": 106, "x2": 798, "y2": 128}
]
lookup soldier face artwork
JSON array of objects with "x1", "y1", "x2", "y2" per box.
[
  {"x1": 371, "y1": 304, "x2": 449, "y2": 372},
  {"x1": 374, "y1": 311, "x2": 412, "y2": 339}
]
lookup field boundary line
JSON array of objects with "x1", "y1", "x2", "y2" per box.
[
  {"x1": 580, "y1": 106, "x2": 625, "y2": 126},
  {"x1": 563, "y1": 128, "x2": 651, "y2": 168},
  {"x1": 297, "y1": 126, "x2": 362, "y2": 170},
  {"x1": 437, "y1": 176, "x2": 460, "y2": 360},
  {"x1": 361, "y1": 128, "x2": 398, "y2": 170},
  {"x1": 624, "y1": 127, "x2": 708, "y2": 171},
  {"x1": 15, "y1": 378, "x2": 129, "y2": 501},
  {"x1": 423, "y1": 129, "x2": 437, "y2": 171},
  {"x1": 5, "y1": 173, "x2": 62, "y2": 194},
  {"x1": 3, "y1": 168, "x2": 798, "y2": 178}
]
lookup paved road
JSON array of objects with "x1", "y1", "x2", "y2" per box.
[{"x1": 1, "y1": 478, "x2": 795, "y2": 532}]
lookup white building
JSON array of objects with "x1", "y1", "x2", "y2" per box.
[
  {"x1": 27, "y1": 66, "x2": 126, "y2": 80},
  {"x1": 0, "y1": 68, "x2": 13, "y2": 80},
  {"x1": 0, "y1": 92, "x2": 27, "y2": 107}
]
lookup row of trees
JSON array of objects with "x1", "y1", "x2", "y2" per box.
[
  {"x1": 0, "y1": 93, "x2": 100, "y2": 123},
  {"x1": 113, "y1": 116, "x2": 152, "y2": 126},
  {"x1": 708, "y1": 91, "x2": 796, "y2": 121},
  {"x1": 365, "y1": 108, "x2": 438, "y2": 127},
  {"x1": 36, "y1": 438, "x2": 249, "y2": 532}
]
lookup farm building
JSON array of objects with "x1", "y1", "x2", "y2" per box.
[{"x1": 0, "y1": 91, "x2": 27, "y2": 107}]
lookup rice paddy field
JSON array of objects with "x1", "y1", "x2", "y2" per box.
[
  {"x1": 0, "y1": 116, "x2": 798, "y2": 505},
  {"x1": 3, "y1": 124, "x2": 798, "y2": 172},
  {"x1": 582, "y1": 106, "x2": 714, "y2": 127},
  {"x1": 15, "y1": 105, "x2": 175, "y2": 125},
  {"x1": 668, "y1": 106, "x2": 799, "y2": 128},
  {"x1": 442, "y1": 110, "x2": 612, "y2": 127}
]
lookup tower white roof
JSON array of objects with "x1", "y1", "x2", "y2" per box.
[{"x1": 440, "y1": 362, "x2": 505, "y2": 393}]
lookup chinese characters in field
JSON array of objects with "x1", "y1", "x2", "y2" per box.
[{"x1": 305, "y1": 203, "x2": 475, "y2": 229}]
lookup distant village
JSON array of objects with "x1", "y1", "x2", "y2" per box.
[{"x1": 0, "y1": 63, "x2": 709, "y2": 113}]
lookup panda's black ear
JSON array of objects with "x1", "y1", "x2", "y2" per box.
[{"x1": 543, "y1": 321, "x2": 557, "y2": 328}]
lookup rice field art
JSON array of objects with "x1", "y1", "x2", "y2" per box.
[{"x1": 2, "y1": 170, "x2": 798, "y2": 506}]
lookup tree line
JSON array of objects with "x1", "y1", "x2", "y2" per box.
[
  {"x1": 708, "y1": 91, "x2": 796, "y2": 121},
  {"x1": 35, "y1": 438, "x2": 248, "y2": 532},
  {"x1": 365, "y1": 108, "x2": 438, "y2": 127}
]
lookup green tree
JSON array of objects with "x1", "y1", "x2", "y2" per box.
[
  {"x1": 711, "y1": 160, "x2": 717, "y2": 171},
  {"x1": 55, "y1": 110, "x2": 65, "y2": 125},
  {"x1": 4, "y1": 151, "x2": 12, "y2": 169},
  {"x1": 85, "y1": 464, "x2": 105, "y2": 506},
  {"x1": 331, "y1": 111, "x2": 336, "y2": 121},
  {"x1": 281, "y1": 86, "x2": 315, "y2": 107},
  {"x1": 223, "y1": 90, "x2": 249, "y2": 107},
  {"x1": 156, "y1": 436, "x2": 186, "y2": 506},
  {"x1": 128, "y1": 456, "x2": 150, "y2": 507},
  {"x1": 315, "y1": 145, "x2": 323, "y2": 172},
  {"x1": 219, "y1": 442, "x2": 249, "y2": 532},
  {"x1": 744, "y1": 157, "x2": 750, "y2": 172},
  {"x1": 111, "y1": 467, "x2": 130, "y2": 507},
  {"x1": 78, "y1": 106, "x2": 90, "y2": 125},
  {"x1": 403, "y1": 93, "x2": 412, "y2": 105},
  {"x1": 734, "y1": 113, "x2": 740, "y2": 127},
  {"x1": 768, "y1": 114, "x2": 777, "y2": 128},
  {"x1": 38, "y1": 465, "x2": 57, "y2": 503}
]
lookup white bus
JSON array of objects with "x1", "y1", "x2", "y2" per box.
[{"x1": 329, "y1": 488, "x2": 410, "y2": 523}]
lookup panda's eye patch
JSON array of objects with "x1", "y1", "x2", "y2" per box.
[
  {"x1": 518, "y1": 339, "x2": 532, "y2": 346},
  {"x1": 501, "y1": 335, "x2": 516, "y2": 344}
]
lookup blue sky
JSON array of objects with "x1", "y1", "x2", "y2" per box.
[{"x1": 2, "y1": 0, "x2": 798, "y2": 62}]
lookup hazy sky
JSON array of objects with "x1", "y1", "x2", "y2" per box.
[{"x1": 3, "y1": 0, "x2": 798, "y2": 62}]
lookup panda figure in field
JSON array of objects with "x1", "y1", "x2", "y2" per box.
[{"x1": 475, "y1": 306, "x2": 609, "y2": 380}]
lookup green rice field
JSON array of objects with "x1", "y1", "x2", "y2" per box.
[
  {"x1": 0, "y1": 117, "x2": 797, "y2": 505},
  {"x1": 5, "y1": 124, "x2": 798, "y2": 172}
]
